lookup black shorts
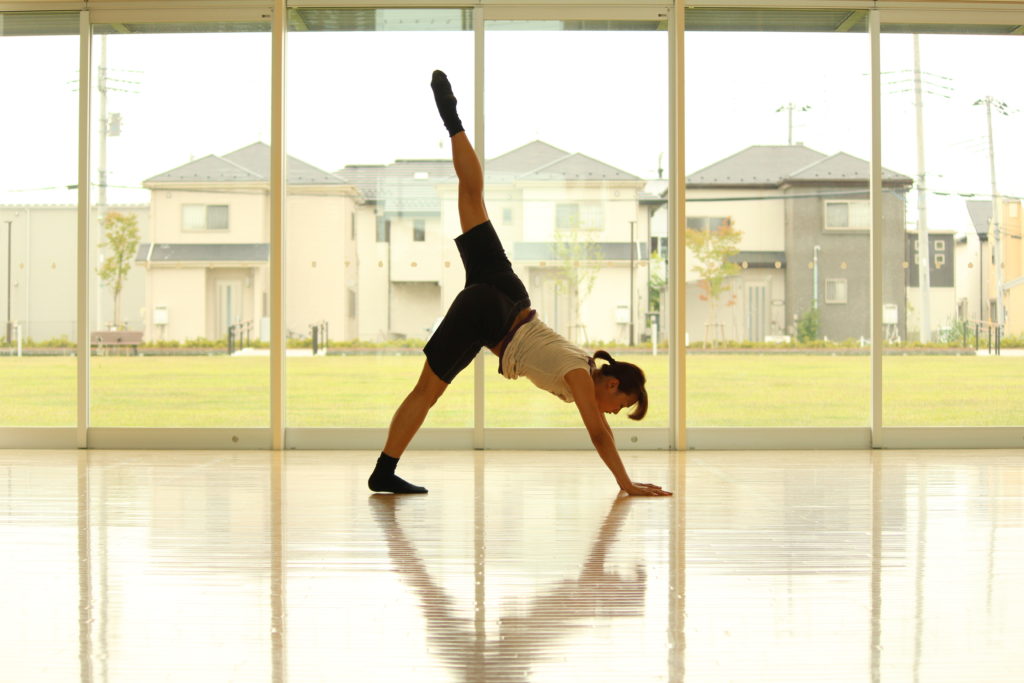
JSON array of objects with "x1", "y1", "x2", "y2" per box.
[{"x1": 423, "y1": 220, "x2": 530, "y2": 383}]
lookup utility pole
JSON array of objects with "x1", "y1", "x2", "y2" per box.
[
  {"x1": 5, "y1": 219, "x2": 12, "y2": 343},
  {"x1": 775, "y1": 102, "x2": 811, "y2": 145},
  {"x1": 885, "y1": 41, "x2": 952, "y2": 341},
  {"x1": 93, "y1": 35, "x2": 136, "y2": 330},
  {"x1": 812, "y1": 245, "x2": 820, "y2": 309},
  {"x1": 974, "y1": 95, "x2": 1010, "y2": 329},
  {"x1": 913, "y1": 35, "x2": 932, "y2": 343},
  {"x1": 98, "y1": 34, "x2": 109, "y2": 220},
  {"x1": 97, "y1": 34, "x2": 108, "y2": 331}
]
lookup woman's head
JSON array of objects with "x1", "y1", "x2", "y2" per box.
[{"x1": 592, "y1": 350, "x2": 648, "y2": 421}]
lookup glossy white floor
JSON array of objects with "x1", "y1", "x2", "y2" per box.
[{"x1": 2, "y1": 449, "x2": 1022, "y2": 682}]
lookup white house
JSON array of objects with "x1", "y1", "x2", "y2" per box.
[{"x1": 138, "y1": 142, "x2": 361, "y2": 343}]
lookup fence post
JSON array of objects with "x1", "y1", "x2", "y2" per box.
[{"x1": 228, "y1": 324, "x2": 235, "y2": 356}]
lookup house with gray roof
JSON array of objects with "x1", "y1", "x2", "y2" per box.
[
  {"x1": 137, "y1": 142, "x2": 362, "y2": 343},
  {"x1": 684, "y1": 144, "x2": 913, "y2": 343}
]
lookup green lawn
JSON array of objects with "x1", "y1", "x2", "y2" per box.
[{"x1": 1, "y1": 353, "x2": 1020, "y2": 427}]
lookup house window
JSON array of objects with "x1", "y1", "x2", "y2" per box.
[
  {"x1": 686, "y1": 216, "x2": 731, "y2": 232},
  {"x1": 348, "y1": 288, "x2": 357, "y2": 318},
  {"x1": 413, "y1": 219, "x2": 426, "y2": 242},
  {"x1": 556, "y1": 204, "x2": 579, "y2": 230},
  {"x1": 350, "y1": 212, "x2": 356, "y2": 241},
  {"x1": 825, "y1": 278, "x2": 848, "y2": 304},
  {"x1": 824, "y1": 200, "x2": 870, "y2": 230},
  {"x1": 376, "y1": 217, "x2": 390, "y2": 243},
  {"x1": 183, "y1": 204, "x2": 229, "y2": 231},
  {"x1": 556, "y1": 202, "x2": 603, "y2": 230}
]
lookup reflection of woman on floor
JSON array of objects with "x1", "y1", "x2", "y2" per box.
[
  {"x1": 367, "y1": 71, "x2": 671, "y2": 497},
  {"x1": 369, "y1": 494, "x2": 648, "y2": 680}
]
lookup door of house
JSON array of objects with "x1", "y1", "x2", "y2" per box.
[
  {"x1": 530, "y1": 268, "x2": 571, "y2": 338},
  {"x1": 215, "y1": 280, "x2": 242, "y2": 340},
  {"x1": 746, "y1": 281, "x2": 767, "y2": 342}
]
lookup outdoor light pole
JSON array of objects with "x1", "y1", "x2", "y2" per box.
[
  {"x1": 812, "y1": 244, "x2": 821, "y2": 310},
  {"x1": 629, "y1": 221, "x2": 636, "y2": 347}
]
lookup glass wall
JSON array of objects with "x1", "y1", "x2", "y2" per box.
[
  {"x1": 286, "y1": 8, "x2": 474, "y2": 428},
  {"x1": 0, "y1": 13, "x2": 80, "y2": 426},
  {"x1": 684, "y1": 14, "x2": 872, "y2": 427},
  {"x1": 88, "y1": 21, "x2": 271, "y2": 427},
  {"x1": 1, "y1": 5, "x2": 1022, "y2": 446},
  {"x1": 484, "y1": 19, "x2": 669, "y2": 428},
  {"x1": 881, "y1": 26, "x2": 1024, "y2": 426}
]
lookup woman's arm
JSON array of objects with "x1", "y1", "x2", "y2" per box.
[{"x1": 564, "y1": 369, "x2": 671, "y2": 496}]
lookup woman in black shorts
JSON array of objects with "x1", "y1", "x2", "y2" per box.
[{"x1": 367, "y1": 71, "x2": 671, "y2": 498}]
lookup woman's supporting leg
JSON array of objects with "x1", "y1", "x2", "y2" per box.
[
  {"x1": 369, "y1": 361, "x2": 449, "y2": 493},
  {"x1": 431, "y1": 70, "x2": 488, "y2": 232}
]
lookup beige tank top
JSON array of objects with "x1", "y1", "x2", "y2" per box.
[{"x1": 499, "y1": 317, "x2": 592, "y2": 402}]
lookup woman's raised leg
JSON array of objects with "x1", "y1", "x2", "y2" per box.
[{"x1": 431, "y1": 70, "x2": 488, "y2": 232}]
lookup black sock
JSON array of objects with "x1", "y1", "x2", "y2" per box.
[
  {"x1": 368, "y1": 453, "x2": 428, "y2": 494},
  {"x1": 431, "y1": 70, "x2": 464, "y2": 137}
]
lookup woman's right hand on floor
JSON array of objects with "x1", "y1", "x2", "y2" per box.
[{"x1": 621, "y1": 482, "x2": 672, "y2": 496}]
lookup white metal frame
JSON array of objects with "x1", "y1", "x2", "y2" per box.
[{"x1": 1, "y1": 1, "x2": 1022, "y2": 451}]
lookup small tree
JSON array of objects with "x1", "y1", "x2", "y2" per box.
[
  {"x1": 97, "y1": 211, "x2": 140, "y2": 329},
  {"x1": 685, "y1": 217, "x2": 742, "y2": 346},
  {"x1": 648, "y1": 250, "x2": 667, "y2": 314},
  {"x1": 553, "y1": 227, "x2": 602, "y2": 344}
]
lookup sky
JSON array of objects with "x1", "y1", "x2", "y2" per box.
[{"x1": 1, "y1": 24, "x2": 1021, "y2": 236}]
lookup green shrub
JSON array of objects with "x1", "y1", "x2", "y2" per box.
[{"x1": 796, "y1": 308, "x2": 820, "y2": 343}]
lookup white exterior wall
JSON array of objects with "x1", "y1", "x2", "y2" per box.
[
  {"x1": 0, "y1": 204, "x2": 149, "y2": 341},
  {"x1": 954, "y1": 235, "x2": 984, "y2": 324},
  {"x1": 906, "y1": 286, "x2": 958, "y2": 339},
  {"x1": 286, "y1": 192, "x2": 355, "y2": 340},
  {"x1": 581, "y1": 262, "x2": 645, "y2": 345},
  {"x1": 147, "y1": 267, "x2": 206, "y2": 341},
  {"x1": 392, "y1": 282, "x2": 443, "y2": 340},
  {"x1": 362, "y1": 244, "x2": 391, "y2": 341},
  {"x1": 151, "y1": 188, "x2": 266, "y2": 244},
  {"x1": 388, "y1": 216, "x2": 445, "y2": 284}
]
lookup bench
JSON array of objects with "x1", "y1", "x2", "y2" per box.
[{"x1": 91, "y1": 330, "x2": 144, "y2": 356}]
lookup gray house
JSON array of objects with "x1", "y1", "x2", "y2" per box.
[{"x1": 687, "y1": 145, "x2": 913, "y2": 343}]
